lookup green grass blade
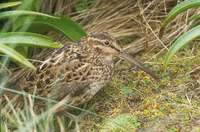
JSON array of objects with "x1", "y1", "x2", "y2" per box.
[
  {"x1": 162, "y1": 0, "x2": 200, "y2": 27},
  {"x1": 0, "y1": 10, "x2": 86, "y2": 41},
  {"x1": 159, "y1": 0, "x2": 200, "y2": 37},
  {"x1": 0, "y1": 32, "x2": 62, "y2": 48},
  {"x1": 165, "y1": 25, "x2": 200, "y2": 66},
  {"x1": 188, "y1": 14, "x2": 200, "y2": 29},
  {"x1": 0, "y1": 44, "x2": 35, "y2": 70},
  {"x1": 0, "y1": 1, "x2": 21, "y2": 10},
  {"x1": 0, "y1": 10, "x2": 58, "y2": 19},
  {"x1": 189, "y1": 14, "x2": 200, "y2": 21}
]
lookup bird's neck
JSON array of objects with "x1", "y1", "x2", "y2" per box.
[{"x1": 102, "y1": 54, "x2": 113, "y2": 65}]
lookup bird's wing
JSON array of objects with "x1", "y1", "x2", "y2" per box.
[{"x1": 10, "y1": 45, "x2": 92, "y2": 99}]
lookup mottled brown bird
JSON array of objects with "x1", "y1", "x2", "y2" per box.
[
  {"x1": 9, "y1": 32, "x2": 122, "y2": 106},
  {"x1": 5, "y1": 32, "x2": 158, "y2": 107}
]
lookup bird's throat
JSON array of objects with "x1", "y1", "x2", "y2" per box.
[{"x1": 102, "y1": 54, "x2": 113, "y2": 65}]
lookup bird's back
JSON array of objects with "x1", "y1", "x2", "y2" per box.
[{"x1": 11, "y1": 43, "x2": 113, "y2": 104}]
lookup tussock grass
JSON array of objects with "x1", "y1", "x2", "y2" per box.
[{"x1": 1, "y1": 0, "x2": 200, "y2": 131}]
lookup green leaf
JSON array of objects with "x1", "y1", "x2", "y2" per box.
[
  {"x1": 162, "y1": 0, "x2": 200, "y2": 27},
  {"x1": 159, "y1": 0, "x2": 200, "y2": 37},
  {"x1": 0, "y1": 1, "x2": 21, "y2": 10},
  {"x1": 0, "y1": 43, "x2": 35, "y2": 70},
  {"x1": 0, "y1": 10, "x2": 86, "y2": 41},
  {"x1": 165, "y1": 25, "x2": 200, "y2": 66},
  {"x1": 0, "y1": 32, "x2": 62, "y2": 48},
  {"x1": 34, "y1": 16, "x2": 86, "y2": 41},
  {"x1": 0, "y1": 10, "x2": 58, "y2": 19}
]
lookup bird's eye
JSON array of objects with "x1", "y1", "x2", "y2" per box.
[{"x1": 104, "y1": 41, "x2": 110, "y2": 45}]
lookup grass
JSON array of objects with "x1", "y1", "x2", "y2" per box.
[{"x1": 1, "y1": 0, "x2": 200, "y2": 131}]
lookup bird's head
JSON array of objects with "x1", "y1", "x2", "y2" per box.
[
  {"x1": 86, "y1": 32, "x2": 121, "y2": 55},
  {"x1": 82, "y1": 32, "x2": 159, "y2": 80}
]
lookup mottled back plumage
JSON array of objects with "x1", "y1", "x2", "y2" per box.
[{"x1": 10, "y1": 32, "x2": 121, "y2": 106}]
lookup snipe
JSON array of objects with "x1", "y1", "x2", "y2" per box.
[{"x1": 3, "y1": 32, "x2": 158, "y2": 107}]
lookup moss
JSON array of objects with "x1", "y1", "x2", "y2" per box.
[
  {"x1": 100, "y1": 113, "x2": 140, "y2": 132},
  {"x1": 82, "y1": 45, "x2": 200, "y2": 131}
]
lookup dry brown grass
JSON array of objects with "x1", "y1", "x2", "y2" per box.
[{"x1": 40, "y1": 0, "x2": 199, "y2": 56}]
